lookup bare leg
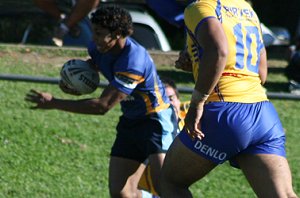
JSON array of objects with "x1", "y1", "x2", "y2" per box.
[
  {"x1": 109, "y1": 156, "x2": 146, "y2": 198},
  {"x1": 161, "y1": 138, "x2": 217, "y2": 198},
  {"x1": 236, "y1": 154, "x2": 298, "y2": 198}
]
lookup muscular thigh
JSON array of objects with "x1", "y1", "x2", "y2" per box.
[
  {"x1": 236, "y1": 154, "x2": 294, "y2": 197},
  {"x1": 162, "y1": 138, "x2": 217, "y2": 187}
]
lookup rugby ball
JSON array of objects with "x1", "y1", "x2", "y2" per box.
[{"x1": 60, "y1": 59, "x2": 99, "y2": 94}]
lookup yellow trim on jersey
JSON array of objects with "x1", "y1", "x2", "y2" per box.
[
  {"x1": 138, "y1": 166, "x2": 158, "y2": 196},
  {"x1": 115, "y1": 71, "x2": 145, "y2": 83},
  {"x1": 137, "y1": 84, "x2": 170, "y2": 114}
]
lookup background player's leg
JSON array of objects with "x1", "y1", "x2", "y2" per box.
[
  {"x1": 109, "y1": 156, "x2": 146, "y2": 198},
  {"x1": 147, "y1": 153, "x2": 166, "y2": 195}
]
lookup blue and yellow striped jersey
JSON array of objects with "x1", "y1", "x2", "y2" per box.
[
  {"x1": 185, "y1": 0, "x2": 268, "y2": 103},
  {"x1": 88, "y1": 37, "x2": 170, "y2": 119}
]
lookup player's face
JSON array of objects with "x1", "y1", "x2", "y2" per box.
[
  {"x1": 92, "y1": 25, "x2": 118, "y2": 53},
  {"x1": 165, "y1": 86, "x2": 181, "y2": 113}
]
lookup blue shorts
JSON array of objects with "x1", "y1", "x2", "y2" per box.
[
  {"x1": 111, "y1": 106, "x2": 177, "y2": 163},
  {"x1": 179, "y1": 101, "x2": 286, "y2": 168}
]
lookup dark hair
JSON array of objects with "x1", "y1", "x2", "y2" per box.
[
  {"x1": 91, "y1": 5, "x2": 133, "y2": 37},
  {"x1": 161, "y1": 77, "x2": 180, "y2": 98}
]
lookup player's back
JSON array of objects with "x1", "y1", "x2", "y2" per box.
[{"x1": 185, "y1": 0, "x2": 268, "y2": 103}]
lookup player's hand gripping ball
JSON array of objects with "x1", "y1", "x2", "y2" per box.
[{"x1": 60, "y1": 59, "x2": 99, "y2": 95}]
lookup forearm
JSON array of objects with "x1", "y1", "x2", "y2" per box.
[
  {"x1": 50, "y1": 85, "x2": 126, "y2": 115},
  {"x1": 50, "y1": 98, "x2": 107, "y2": 115}
]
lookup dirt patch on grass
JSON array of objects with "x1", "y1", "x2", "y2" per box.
[
  {"x1": 0, "y1": 44, "x2": 179, "y2": 67},
  {"x1": 0, "y1": 44, "x2": 289, "y2": 68}
]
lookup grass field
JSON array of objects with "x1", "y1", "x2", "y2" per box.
[{"x1": 0, "y1": 44, "x2": 299, "y2": 197}]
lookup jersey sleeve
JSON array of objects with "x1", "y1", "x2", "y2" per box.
[
  {"x1": 184, "y1": 1, "x2": 217, "y2": 34},
  {"x1": 184, "y1": 1, "x2": 218, "y2": 81},
  {"x1": 110, "y1": 70, "x2": 145, "y2": 95},
  {"x1": 110, "y1": 43, "x2": 148, "y2": 95}
]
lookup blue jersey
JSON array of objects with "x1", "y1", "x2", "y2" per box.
[{"x1": 88, "y1": 37, "x2": 170, "y2": 119}]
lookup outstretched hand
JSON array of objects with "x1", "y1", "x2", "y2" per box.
[{"x1": 25, "y1": 89, "x2": 54, "y2": 109}]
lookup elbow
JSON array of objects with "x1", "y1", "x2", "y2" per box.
[
  {"x1": 99, "y1": 109, "x2": 109, "y2": 115},
  {"x1": 216, "y1": 47, "x2": 228, "y2": 70},
  {"x1": 89, "y1": 98, "x2": 113, "y2": 115},
  {"x1": 96, "y1": 106, "x2": 110, "y2": 115},
  {"x1": 260, "y1": 76, "x2": 267, "y2": 85},
  {"x1": 218, "y1": 46, "x2": 228, "y2": 61},
  {"x1": 96, "y1": 103, "x2": 113, "y2": 115},
  {"x1": 260, "y1": 72, "x2": 267, "y2": 84}
]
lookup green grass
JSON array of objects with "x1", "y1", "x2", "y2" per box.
[{"x1": 0, "y1": 45, "x2": 299, "y2": 197}]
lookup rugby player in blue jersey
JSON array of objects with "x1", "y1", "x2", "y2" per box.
[
  {"x1": 25, "y1": 5, "x2": 177, "y2": 198},
  {"x1": 161, "y1": 0, "x2": 298, "y2": 197}
]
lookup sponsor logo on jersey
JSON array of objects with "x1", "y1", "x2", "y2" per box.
[{"x1": 223, "y1": 6, "x2": 255, "y2": 20}]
